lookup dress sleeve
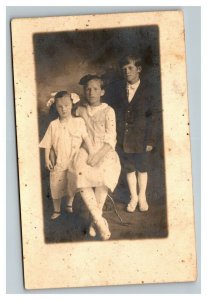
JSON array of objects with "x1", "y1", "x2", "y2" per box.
[
  {"x1": 104, "y1": 107, "x2": 117, "y2": 149},
  {"x1": 79, "y1": 118, "x2": 88, "y2": 139},
  {"x1": 39, "y1": 123, "x2": 52, "y2": 149},
  {"x1": 75, "y1": 106, "x2": 80, "y2": 117}
]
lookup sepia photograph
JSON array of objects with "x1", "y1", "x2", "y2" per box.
[
  {"x1": 35, "y1": 24, "x2": 167, "y2": 243},
  {"x1": 11, "y1": 10, "x2": 197, "y2": 289}
]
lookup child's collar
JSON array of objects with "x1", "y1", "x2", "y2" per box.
[{"x1": 86, "y1": 103, "x2": 108, "y2": 116}]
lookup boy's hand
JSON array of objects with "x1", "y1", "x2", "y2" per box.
[
  {"x1": 146, "y1": 145, "x2": 153, "y2": 152},
  {"x1": 45, "y1": 159, "x2": 54, "y2": 171}
]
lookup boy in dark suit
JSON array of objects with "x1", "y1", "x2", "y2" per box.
[{"x1": 110, "y1": 54, "x2": 155, "y2": 212}]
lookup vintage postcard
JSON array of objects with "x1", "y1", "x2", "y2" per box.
[{"x1": 11, "y1": 11, "x2": 197, "y2": 289}]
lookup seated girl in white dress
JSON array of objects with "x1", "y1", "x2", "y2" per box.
[
  {"x1": 39, "y1": 91, "x2": 93, "y2": 220},
  {"x1": 68, "y1": 75, "x2": 121, "y2": 240}
]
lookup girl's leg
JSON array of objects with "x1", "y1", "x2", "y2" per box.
[
  {"x1": 137, "y1": 171, "x2": 149, "y2": 211},
  {"x1": 80, "y1": 188, "x2": 111, "y2": 240},
  {"x1": 51, "y1": 198, "x2": 61, "y2": 220},
  {"x1": 66, "y1": 172, "x2": 76, "y2": 213},
  {"x1": 126, "y1": 171, "x2": 139, "y2": 212},
  {"x1": 50, "y1": 170, "x2": 65, "y2": 219},
  {"x1": 94, "y1": 186, "x2": 108, "y2": 214},
  {"x1": 66, "y1": 196, "x2": 74, "y2": 213},
  {"x1": 66, "y1": 186, "x2": 75, "y2": 213},
  {"x1": 89, "y1": 186, "x2": 108, "y2": 237}
]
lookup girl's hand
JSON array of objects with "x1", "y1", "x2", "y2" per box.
[
  {"x1": 87, "y1": 153, "x2": 94, "y2": 165},
  {"x1": 87, "y1": 152, "x2": 102, "y2": 167},
  {"x1": 45, "y1": 159, "x2": 54, "y2": 171}
]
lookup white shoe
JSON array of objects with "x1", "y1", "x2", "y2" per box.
[
  {"x1": 138, "y1": 195, "x2": 149, "y2": 212},
  {"x1": 126, "y1": 197, "x2": 138, "y2": 213},
  {"x1": 88, "y1": 223, "x2": 96, "y2": 237},
  {"x1": 51, "y1": 211, "x2": 61, "y2": 220},
  {"x1": 95, "y1": 217, "x2": 111, "y2": 241}
]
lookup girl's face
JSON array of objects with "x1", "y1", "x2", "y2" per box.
[
  {"x1": 55, "y1": 96, "x2": 72, "y2": 119},
  {"x1": 84, "y1": 79, "x2": 105, "y2": 106}
]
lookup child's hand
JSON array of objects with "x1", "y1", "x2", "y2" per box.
[
  {"x1": 87, "y1": 153, "x2": 95, "y2": 166},
  {"x1": 45, "y1": 159, "x2": 54, "y2": 171},
  {"x1": 87, "y1": 152, "x2": 102, "y2": 167},
  {"x1": 146, "y1": 145, "x2": 153, "y2": 152}
]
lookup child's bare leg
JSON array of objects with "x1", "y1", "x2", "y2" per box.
[
  {"x1": 137, "y1": 171, "x2": 148, "y2": 212},
  {"x1": 80, "y1": 188, "x2": 111, "y2": 240},
  {"x1": 126, "y1": 171, "x2": 139, "y2": 212},
  {"x1": 51, "y1": 198, "x2": 61, "y2": 220}
]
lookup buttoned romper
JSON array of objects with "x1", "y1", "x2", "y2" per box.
[{"x1": 39, "y1": 117, "x2": 88, "y2": 199}]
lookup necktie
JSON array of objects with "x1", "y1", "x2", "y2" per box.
[{"x1": 127, "y1": 85, "x2": 135, "y2": 102}]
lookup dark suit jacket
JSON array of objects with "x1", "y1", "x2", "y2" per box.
[{"x1": 107, "y1": 79, "x2": 156, "y2": 153}]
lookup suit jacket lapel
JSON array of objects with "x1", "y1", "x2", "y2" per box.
[
  {"x1": 129, "y1": 80, "x2": 144, "y2": 106},
  {"x1": 120, "y1": 80, "x2": 144, "y2": 107},
  {"x1": 120, "y1": 84, "x2": 129, "y2": 107}
]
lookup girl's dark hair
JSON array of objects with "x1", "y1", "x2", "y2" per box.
[
  {"x1": 54, "y1": 91, "x2": 70, "y2": 102},
  {"x1": 79, "y1": 74, "x2": 105, "y2": 89}
]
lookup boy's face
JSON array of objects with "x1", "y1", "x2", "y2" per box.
[
  {"x1": 55, "y1": 95, "x2": 72, "y2": 119},
  {"x1": 122, "y1": 60, "x2": 142, "y2": 84},
  {"x1": 84, "y1": 79, "x2": 105, "y2": 106}
]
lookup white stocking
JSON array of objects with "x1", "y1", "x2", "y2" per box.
[
  {"x1": 137, "y1": 171, "x2": 148, "y2": 197},
  {"x1": 126, "y1": 171, "x2": 138, "y2": 199},
  {"x1": 95, "y1": 186, "x2": 108, "y2": 215},
  {"x1": 80, "y1": 188, "x2": 102, "y2": 222},
  {"x1": 52, "y1": 198, "x2": 61, "y2": 212},
  {"x1": 80, "y1": 187, "x2": 111, "y2": 240}
]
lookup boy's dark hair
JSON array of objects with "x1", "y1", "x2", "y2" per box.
[
  {"x1": 119, "y1": 54, "x2": 142, "y2": 68},
  {"x1": 79, "y1": 74, "x2": 105, "y2": 89}
]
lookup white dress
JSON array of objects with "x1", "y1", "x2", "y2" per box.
[
  {"x1": 39, "y1": 117, "x2": 88, "y2": 199},
  {"x1": 69, "y1": 103, "x2": 121, "y2": 193}
]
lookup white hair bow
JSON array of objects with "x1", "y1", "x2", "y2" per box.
[
  {"x1": 70, "y1": 93, "x2": 80, "y2": 104},
  {"x1": 46, "y1": 92, "x2": 80, "y2": 108}
]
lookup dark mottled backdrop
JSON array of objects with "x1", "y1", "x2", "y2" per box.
[{"x1": 33, "y1": 26, "x2": 168, "y2": 243}]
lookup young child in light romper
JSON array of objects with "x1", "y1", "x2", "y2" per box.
[
  {"x1": 39, "y1": 91, "x2": 93, "y2": 220},
  {"x1": 69, "y1": 74, "x2": 121, "y2": 240}
]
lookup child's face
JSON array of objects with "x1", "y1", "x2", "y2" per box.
[
  {"x1": 122, "y1": 60, "x2": 141, "y2": 84},
  {"x1": 84, "y1": 79, "x2": 105, "y2": 106},
  {"x1": 55, "y1": 96, "x2": 72, "y2": 119}
]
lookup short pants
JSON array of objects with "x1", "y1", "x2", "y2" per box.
[{"x1": 117, "y1": 147, "x2": 149, "y2": 173}]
